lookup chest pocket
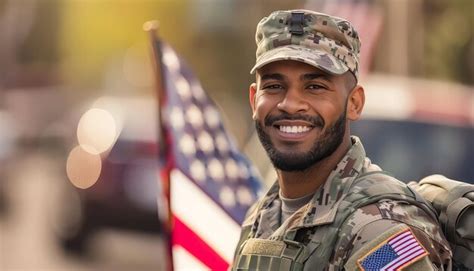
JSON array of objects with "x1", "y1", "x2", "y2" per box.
[{"x1": 234, "y1": 238, "x2": 317, "y2": 271}]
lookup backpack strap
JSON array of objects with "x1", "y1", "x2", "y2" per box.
[{"x1": 346, "y1": 171, "x2": 438, "y2": 221}]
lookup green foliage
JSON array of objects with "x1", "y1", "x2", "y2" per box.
[{"x1": 424, "y1": 0, "x2": 474, "y2": 85}]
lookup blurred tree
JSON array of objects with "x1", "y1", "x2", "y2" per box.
[
  {"x1": 0, "y1": 0, "x2": 59, "y2": 89},
  {"x1": 58, "y1": 0, "x2": 190, "y2": 95},
  {"x1": 424, "y1": 0, "x2": 474, "y2": 85}
]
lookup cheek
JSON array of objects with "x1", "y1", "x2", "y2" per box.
[
  {"x1": 253, "y1": 94, "x2": 277, "y2": 120},
  {"x1": 308, "y1": 97, "x2": 345, "y2": 124}
]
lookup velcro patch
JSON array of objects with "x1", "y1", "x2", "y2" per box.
[{"x1": 357, "y1": 228, "x2": 428, "y2": 271}]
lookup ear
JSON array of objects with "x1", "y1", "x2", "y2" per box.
[
  {"x1": 346, "y1": 85, "x2": 365, "y2": 121},
  {"x1": 249, "y1": 83, "x2": 257, "y2": 120}
]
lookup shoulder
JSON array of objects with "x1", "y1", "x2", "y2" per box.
[{"x1": 333, "y1": 200, "x2": 452, "y2": 270}]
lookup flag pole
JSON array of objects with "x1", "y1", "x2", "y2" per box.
[
  {"x1": 143, "y1": 20, "x2": 166, "y2": 149},
  {"x1": 143, "y1": 20, "x2": 174, "y2": 271}
]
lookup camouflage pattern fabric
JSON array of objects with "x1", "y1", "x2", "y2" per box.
[
  {"x1": 251, "y1": 10, "x2": 361, "y2": 80},
  {"x1": 232, "y1": 136, "x2": 452, "y2": 270}
]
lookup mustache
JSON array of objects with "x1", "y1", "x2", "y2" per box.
[{"x1": 264, "y1": 113, "x2": 325, "y2": 127}]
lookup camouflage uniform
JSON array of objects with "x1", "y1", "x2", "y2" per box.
[
  {"x1": 232, "y1": 137, "x2": 452, "y2": 270},
  {"x1": 233, "y1": 9, "x2": 453, "y2": 270}
]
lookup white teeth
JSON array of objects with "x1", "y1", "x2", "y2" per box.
[{"x1": 279, "y1": 126, "x2": 311, "y2": 134}]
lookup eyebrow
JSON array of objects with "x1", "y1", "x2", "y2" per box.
[
  {"x1": 260, "y1": 73, "x2": 285, "y2": 81},
  {"x1": 301, "y1": 73, "x2": 332, "y2": 81},
  {"x1": 260, "y1": 72, "x2": 332, "y2": 82}
]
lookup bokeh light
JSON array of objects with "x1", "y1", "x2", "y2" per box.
[
  {"x1": 77, "y1": 108, "x2": 118, "y2": 154},
  {"x1": 92, "y1": 96, "x2": 125, "y2": 134},
  {"x1": 66, "y1": 145, "x2": 102, "y2": 189}
]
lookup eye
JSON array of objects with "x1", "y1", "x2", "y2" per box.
[
  {"x1": 262, "y1": 84, "x2": 284, "y2": 92},
  {"x1": 307, "y1": 83, "x2": 327, "y2": 92}
]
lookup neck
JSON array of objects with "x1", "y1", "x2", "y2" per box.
[{"x1": 278, "y1": 135, "x2": 352, "y2": 199}]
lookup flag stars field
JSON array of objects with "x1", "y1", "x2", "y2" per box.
[
  {"x1": 220, "y1": 187, "x2": 236, "y2": 207},
  {"x1": 225, "y1": 159, "x2": 240, "y2": 180},
  {"x1": 191, "y1": 83, "x2": 206, "y2": 102},
  {"x1": 179, "y1": 134, "x2": 196, "y2": 156},
  {"x1": 237, "y1": 187, "x2": 254, "y2": 206},
  {"x1": 197, "y1": 131, "x2": 214, "y2": 154},
  {"x1": 189, "y1": 159, "x2": 207, "y2": 183},
  {"x1": 186, "y1": 104, "x2": 203, "y2": 128},
  {"x1": 162, "y1": 46, "x2": 180, "y2": 73},
  {"x1": 169, "y1": 106, "x2": 185, "y2": 130},
  {"x1": 238, "y1": 162, "x2": 250, "y2": 179},
  {"x1": 204, "y1": 106, "x2": 220, "y2": 128},
  {"x1": 208, "y1": 158, "x2": 225, "y2": 181},
  {"x1": 176, "y1": 75, "x2": 192, "y2": 100},
  {"x1": 215, "y1": 132, "x2": 229, "y2": 154},
  {"x1": 189, "y1": 160, "x2": 207, "y2": 183}
]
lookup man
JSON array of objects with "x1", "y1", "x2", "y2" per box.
[{"x1": 232, "y1": 10, "x2": 453, "y2": 270}]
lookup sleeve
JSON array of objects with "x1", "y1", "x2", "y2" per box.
[
  {"x1": 343, "y1": 221, "x2": 450, "y2": 270},
  {"x1": 333, "y1": 201, "x2": 452, "y2": 271}
]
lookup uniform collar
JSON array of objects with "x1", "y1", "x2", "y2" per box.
[
  {"x1": 297, "y1": 136, "x2": 366, "y2": 227},
  {"x1": 244, "y1": 136, "x2": 368, "y2": 233}
]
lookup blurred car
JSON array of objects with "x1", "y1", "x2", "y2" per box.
[
  {"x1": 57, "y1": 96, "x2": 162, "y2": 254},
  {"x1": 248, "y1": 74, "x2": 474, "y2": 186},
  {"x1": 353, "y1": 74, "x2": 473, "y2": 182}
]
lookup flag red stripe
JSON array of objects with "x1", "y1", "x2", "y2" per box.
[{"x1": 172, "y1": 215, "x2": 230, "y2": 270}]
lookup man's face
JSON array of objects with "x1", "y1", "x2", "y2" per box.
[{"x1": 250, "y1": 60, "x2": 352, "y2": 171}]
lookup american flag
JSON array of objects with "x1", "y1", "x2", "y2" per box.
[
  {"x1": 305, "y1": 0, "x2": 384, "y2": 78},
  {"x1": 155, "y1": 40, "x2": 262, "y2": 270},
  {"x1": 357, "y1": 229, "x2": 428, "y2": 271}
]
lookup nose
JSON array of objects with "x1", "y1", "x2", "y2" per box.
[{"x1": 276, "y1": 88, "x2": 309, "y2": 114}]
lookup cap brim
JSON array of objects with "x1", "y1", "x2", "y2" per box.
[{"x1": 250, "y1": 45, "x2": 349, "y2": 75}]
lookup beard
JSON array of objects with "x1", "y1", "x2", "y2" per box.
[{"x1": 255, "y1": 110, "x2": 346, "y2": 172}]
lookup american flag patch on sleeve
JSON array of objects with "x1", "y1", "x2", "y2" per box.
[{"x1": 357, "y1": 228, "x2": 429, "y2": 271}]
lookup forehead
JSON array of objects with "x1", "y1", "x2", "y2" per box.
[{"x1": 256, "y1": 60, "x2": 333, "y2": 79}]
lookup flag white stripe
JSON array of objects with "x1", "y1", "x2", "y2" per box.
[
  {"x1": 391, "y1": 235, "x2": 413, "y2": 248},
  {"x1": 389, "y1": 231, "x2": 411, "y2": 245},
  {"x1": 171, "y1": 169, "x2": 241, "y2": 263},
  {"x1": 173, "y1": 245, "x2": 210, "y2": 271},
  {"x1": 394, "y1": 239, "x2": 416, "y2": 254},
  {"x1": 385, "y1": 249, "x2": 425, "y2": 271},
  {"x1": 396, "y1": 243, "x2": 422, "y2": 259},
  {"x1": 398, "y1": 246, "x2": 424, "y2": 259}
]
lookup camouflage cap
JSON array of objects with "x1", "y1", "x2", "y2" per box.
[{"x1": 251, "y1": 10, "x2": 361, "y2": 80}]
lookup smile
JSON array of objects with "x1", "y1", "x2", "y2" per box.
[
  {"x1": 270, "y1": 119, "x2": 318, "y2": 141},
  {"x1": 278, "y1": 125, "x2": 312, "y2": 134}
]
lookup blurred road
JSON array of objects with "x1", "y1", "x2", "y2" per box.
[{"x1": 0, "y1": 151, "x2": 165, "y2": 271}]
